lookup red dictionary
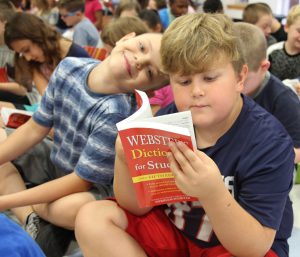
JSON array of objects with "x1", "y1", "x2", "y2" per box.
[{"x1": 117, "y1": 90, "x2": 197, "y2": 208}]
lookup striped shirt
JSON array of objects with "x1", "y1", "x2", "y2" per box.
[{"x1": 33, "y1": 57, "x2": 136, "y2": 185}]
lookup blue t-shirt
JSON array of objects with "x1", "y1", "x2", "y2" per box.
[
  {"x1": 158, "y1": 96, "x2": 294, "y2": 257},
  {"x1": 0, "y1": 214, "x2": 45, "y2": 257},
  {"x1": 73, "y1": 18, "x2": 99, "y2": 47},
  {"x1": 33, "y1": 57, "x2": 136, "y2": 185},
  {"x1": 254, "y1": 73, "x2": 300, "y2": 148}
]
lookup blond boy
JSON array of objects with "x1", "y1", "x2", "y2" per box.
[
  {"x1": 75, "y1": 13, "x2": 294, "y2": 257},
  {"x1": 267, "y1": 4, "x2": 300, "y2": 80}
]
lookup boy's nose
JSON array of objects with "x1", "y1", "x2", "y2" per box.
[
  {"x1": 135, "y1": 54, "x2": 150, "y2": 70},
  {"x1": 191, "y1": 83, "x2": 205, "y2": 97}
]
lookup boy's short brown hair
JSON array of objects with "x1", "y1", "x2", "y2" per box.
[
  {"x1": 233, "y1": 22, "x2": 267, "y2": 72},
  {"x1": 57, "y1": 0, "x2": 84, "y2": 12},
  {"x1": 242, "y1": 3, "x2": 272, "y2": 24},
  {"x1": 101, "y1": 17, "x2": 149, "y2": 47},
  {"x1": 286, "y1": 4, "x2": 300, "y2": 27},
  {"x1": 161, "y1": 13, "x2": 244, "y2": 75}
]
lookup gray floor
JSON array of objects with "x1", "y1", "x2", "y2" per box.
[{"x1": 289, "y1": 184, "x2": 300, "y2": 257}]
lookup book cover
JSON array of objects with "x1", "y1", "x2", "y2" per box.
[
  {"x1": 117, "y1": 90, "x2": 197, "y2": 208},
  {"x1": 1, "y1": 107, "x2": 32, "y2": 129}
]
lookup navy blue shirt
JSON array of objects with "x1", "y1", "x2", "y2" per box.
[
  {"x1": 158, "y1": 96, "x2": 294, "y2": 257},
  {"x1": 254, "y1": 73, "x2": 300, "y2": 148}
]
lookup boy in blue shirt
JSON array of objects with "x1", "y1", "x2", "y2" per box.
[
  {"x1": 75, "y1": 13, "x2": 294, "y2": 257},
  {"x1": 0, "y1": 32, "x2": 168, "y2": 256}
]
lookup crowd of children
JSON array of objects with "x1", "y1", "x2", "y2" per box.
[{"x1": 0, "y1": 1, "x2": 299, "y2": 257}]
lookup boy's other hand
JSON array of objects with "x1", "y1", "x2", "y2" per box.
[{"x1": 167, "y1": 141, "x2": 224, "y2": 200}]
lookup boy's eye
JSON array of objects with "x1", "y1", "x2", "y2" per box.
[
  {"x1": 139, "y1": 42, "x2": 145, "y2": 52},
  {"x1": 204, "y1": 76, "x2": 217, "y2": 82},
  {"x1": 179, "y1": 79, "x2": 191, "y2": 86}
]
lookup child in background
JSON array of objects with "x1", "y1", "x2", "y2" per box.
[
  {"x1": 3, "y1": 12, "x2": 89, "y2": 107},
  {"x1": 114, "y1": 0, "x2": 142, "y2": 18},
  {"x1": 0, "y1": 32, "x2": 168, "y2": 257},
  {"x1": 75, "y1": 13, "x2": 294, "y2": 257},
  {"x1": 158, "y1": 0, "x2": 189, "y2": 29},
  {"x1": 84, "y1": 0, "x2": 104, "y2": 31},
  {"x1": 139, "y1": 9, "x2": 163, "y2": 32},
  {"x1": 0, "y1": 5, "x2": 31, "y2": 106},
  {"x1": 101, "y1": 16, "x2": 149, "y2": 54},
  {"x1": 202, "y1": 0, "x2": 223, "y2": 13},
  {"x1": 243, "y1": 3, "x2": 277, "y2": 46},
  {"x1": 267, "y1": 5, "x2": 300, "y2": 81},
  {"x1": 234, "y1": 22, "x2": 300, "y2": 163},
  {"x1": 58, "y1": 0, "x2": 100, "y2": 47}
]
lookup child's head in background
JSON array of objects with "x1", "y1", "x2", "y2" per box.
[
  {"x1": 101, "y1": 16, "x2": 149, "y2": 53},
  {"x1": 233, "y1": 22, "x2": 269, "y2": 97},
  {"x1": 285, "y1": 5, "x2": 300, "y2": 55},
  {"x1": 243, "y1": 3, "x2": 273, "y2": 39}
]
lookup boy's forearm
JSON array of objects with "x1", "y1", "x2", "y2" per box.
[
  {"x1": 0, "y1": 82, "x2": 27, "y2": 95},
  {"x1": 0, "y1": 172, "x2": 91, "y2": 211},
  {"x1": 201, "y1": 184, "x2": 275, "y2": 257},
  {"x1": 0, "y1": 119, "x2": 50, "y2": 164},
  {"x1": 294, "y1": 147, "x2": 300, "y2": 163}
]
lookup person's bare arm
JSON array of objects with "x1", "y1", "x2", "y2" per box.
[
  {"x1": 0, "y1": 172, "x2": 92, "y2": 211},
  {"x1": 113, "y1": 136, "x2": 152, "y2": 215},
  {"x1": 33, "y1": 70, "x2": 49, "y2": 96},
  {"x1": 0, "y1": 82, "x2": 28, "y2": 96},
  {"x1": 0, "y1": 118, "x2": 50, "y2": 164}
]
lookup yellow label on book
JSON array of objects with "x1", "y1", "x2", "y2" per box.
[{"x1": 132, "y1": 172, "x2": 174, "y2": 183}]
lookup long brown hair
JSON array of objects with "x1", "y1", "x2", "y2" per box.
[{"x1": 4, "y1": 12, "x2": 62, "y2": 88}]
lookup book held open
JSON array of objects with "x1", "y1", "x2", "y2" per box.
[
  {"x1": 117, "y1": 90, "x2": 197, "y2": 208},
  {"x1": 1, "y1": 107, "x2": 32, "y2": 129}
]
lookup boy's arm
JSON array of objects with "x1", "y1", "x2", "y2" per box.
[
  {"x1": 113, "y1": 136, "x2": 152, "y2": 216},
  {"x1": 294, "y1": 147, "x2": 300, "y2": 163},
  {"x1": 0, "y1": 118, "x2": 50, "y2": 164},
  {"x1": 0, "y1": 82, "x2": 28, "y2": 96},
  {"x1": 0, "y1": 172, "x2": 92, "y2": 211},
  {"x1": 168, "y1": 142, "x2": 276, "y2": 257}
]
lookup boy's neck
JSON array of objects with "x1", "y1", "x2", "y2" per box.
[
  {"x1": 87, "y1": 59, "x2": 126, "y2": 94},
  {"x1": 285, "y1": 41, "x2": 300, "y2": 55}
]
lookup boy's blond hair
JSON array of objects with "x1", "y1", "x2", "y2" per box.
[
  {"x1": 242, "y1": 3, "x2": 272, "y2": 24},
  {"x1": 161, "y1": 13, "x2": 244, "y2": 75},
  {"x1": 233, "y1": 22, "x2": 267, "y2": 72},
  {"x1": 101, "y1": 17, "x2": 149, "y2": 47},
  {"x1": 286, "y1": 4, "x2": 300, "y2": 27}
]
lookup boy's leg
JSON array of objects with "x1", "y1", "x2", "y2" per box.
[
  {"x1": 33, "y1": 191, "x2": 97, "y2": 229},
  {"x1": 0, "y1": 161, "x2": 33, "y2": 224},
  {"x1": 75, "y1": 200, "x2": 148, "y2": 257}
]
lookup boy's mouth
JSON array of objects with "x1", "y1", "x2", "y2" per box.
[{"x1": 124, "y1": 53, "x2": 132, "y2": 78}]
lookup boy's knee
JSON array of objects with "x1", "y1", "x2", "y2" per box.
[{"x1": 75, "y1": 200, "x2": 126, "y2": 233}]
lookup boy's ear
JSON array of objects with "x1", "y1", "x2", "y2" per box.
[
  {"x1": 237, "y1": 64, "x2": 248, "y2": 91},
  {"x1": 284, "y1": 24, "x2": 289, "y2": 33},
  {"x1": 115, "y1": 32, "x2": 136, "y2": 46},
  {"x1": 261, "y1": 59, "x2": 270, "y2": 71}
]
